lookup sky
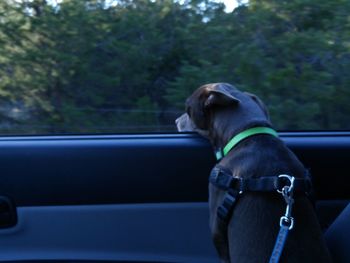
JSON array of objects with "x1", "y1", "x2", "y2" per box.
[
  {"x1": 44, "y1": 0, "x2": 248, "y2": 13},
  {"x1": 45, "y1": 0, "x2": 244, "y2": 13},
  {"x1": 219, "y1": 0, "x2": 239, "y2": 12}
]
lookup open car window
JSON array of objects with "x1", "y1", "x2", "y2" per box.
[{"x1": 0, "y1": 0, "x2": 349, "y2": 135}]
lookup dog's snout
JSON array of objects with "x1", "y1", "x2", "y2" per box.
[
  {"x1": 175, "y1": 114, "x2": 186, "y2": 132},
  {"x1": 175, "y1": 116, "x2": 182, "y2": 130},
  {"x1": 175, "y1": 113, "x2": 195, "y2": 132},
  {"x1": 175, "y1": 117, "x2": 180, "y2": 125}
]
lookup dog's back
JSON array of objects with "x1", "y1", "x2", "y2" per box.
[{"x1": 219, "y1": 135, "x2": 332, "y2": 262}]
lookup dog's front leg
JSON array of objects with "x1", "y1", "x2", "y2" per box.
[{"x1": 209, "y1": 184, "x2": 231, "y2": 263}]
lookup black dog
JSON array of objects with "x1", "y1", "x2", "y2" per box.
[{"x1": 176, "y1": 83, "x2": 332, "y2": 263}]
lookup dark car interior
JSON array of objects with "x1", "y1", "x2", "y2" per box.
[{"x1": 0, "y1": 132, "x2": 348, "y2": 262}]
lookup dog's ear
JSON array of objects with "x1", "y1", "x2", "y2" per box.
[
  {"x1": 244, "y1": 92, "x2": 270, "y2": 119},
  {"x1": 204, "y1": 88, "x2": 240, "y2": 108}
]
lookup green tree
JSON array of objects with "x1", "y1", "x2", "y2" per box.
[
  {"x1": 166, "y1": 0, "x2": 350, "y2": 130},
  {"x1": 0, "y1": 0, "x2": 349, "y2": 133}
]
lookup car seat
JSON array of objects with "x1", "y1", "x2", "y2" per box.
[{"x1": 324, "y1": 203, "x2": 350, "y2": 263}]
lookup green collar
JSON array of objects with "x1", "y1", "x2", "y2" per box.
[{"x1": 215, "y1": 127, "x2": 278, "y2": 160}]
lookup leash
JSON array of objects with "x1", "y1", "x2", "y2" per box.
[
  {"x1": 209, "y1": 168, "x2": 312, "y2": 262},
  {"x1": 269, "y1": 174, "x2": 295, "y2": 263}
]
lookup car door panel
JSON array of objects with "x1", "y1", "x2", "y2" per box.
[
  {"x1": 0, "y1": 133, "x2": 348, "y2": 262},
  {"x1": 0, "y1": 203, "x2": 216, "y2": 262}
]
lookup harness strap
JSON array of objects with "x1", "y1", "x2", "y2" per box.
[
  {"x1": 210, "y1": 167, "x2": 312, "y2": 193},
  {"x1": 209, "y1": 167, "x2": 312, "y2": 223},
  {"x1": 217, "y1": 188, "x2": 240, "y2": 222}
]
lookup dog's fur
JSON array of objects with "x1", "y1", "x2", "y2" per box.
[{"x1": 176, "y1": 83, "x2": 332, "y2": 263}]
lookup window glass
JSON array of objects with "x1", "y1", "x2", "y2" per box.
[{"x1": 0, "y1": 0, "x2": 349, "y2": 134}]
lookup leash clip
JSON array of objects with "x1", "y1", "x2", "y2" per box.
[
  {"x1": 269, "y1": 174, "x2": 296, "y2": 263},
  {"x1": 277, "y1": 174, "x2": 295, "y2": 230}
]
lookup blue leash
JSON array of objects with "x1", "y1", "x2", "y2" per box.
[
  {"x1": 269, "y1": 225, "x2": 290, "y2": 263},
  {"x1": 269, "y1": 175, "x2": 295, "y2": 263}
]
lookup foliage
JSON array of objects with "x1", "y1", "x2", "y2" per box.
[{"x1": 0, "y1": 0, "x2": 349, "y2": 134}]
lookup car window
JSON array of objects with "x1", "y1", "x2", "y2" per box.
[{"x1": 0, "y1": 0, "x2": 348, "y2": 135}]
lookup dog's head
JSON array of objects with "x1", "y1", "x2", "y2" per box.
[{"x1": 175, "y1": 83, "x2": 271, "y2": 147}]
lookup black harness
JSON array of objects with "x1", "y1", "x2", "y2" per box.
[
  {"x1": 209, "y1": 166, "x2": 313, "y2": 262},
  {"x1": 209, "y1": 166, "x2": 312, "y2": 223}
]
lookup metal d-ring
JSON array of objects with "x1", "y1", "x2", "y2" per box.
[{"x1": 277, "y1": 174, "x2": 295, "y2": 194}]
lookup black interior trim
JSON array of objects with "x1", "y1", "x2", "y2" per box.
[
  {"x1": 0, "y1": 260, "x2": 205, "y2": 262},
  {"x1": 0, "y1": 132, "x2": 348, "y2": 206}
]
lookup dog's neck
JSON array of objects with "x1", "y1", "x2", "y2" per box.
[
  {"x1": 210, "y1": 120, "x2": 273, "y2": 156},
  {"x1": 215, "y1": 131, "x2": 306, "y2": 179},
  {"x1": 213, "y1": 126, "x2": 278, "y2": 160}
]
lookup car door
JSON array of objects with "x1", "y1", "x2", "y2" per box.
[
  {"x1": 0, "y1": 134, "x2": 218, "y2": 263},
  {"x1": 0, "y1": 132, "x2": 348, "y2": 262}
]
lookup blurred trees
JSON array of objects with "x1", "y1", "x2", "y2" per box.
[{"x1": 0, "y1": 0, "x2": 349, "y2": 134}]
